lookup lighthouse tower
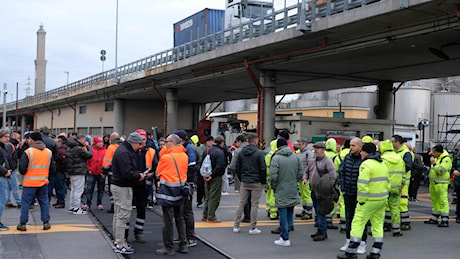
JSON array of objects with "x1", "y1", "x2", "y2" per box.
[{"x1": 34, "y1": 23, "x2": 47, "y2": 95}]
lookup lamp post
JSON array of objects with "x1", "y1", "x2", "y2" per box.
[
  {"x1": 2, "y1": 83, "x2": 7, "y2": 128},
  {"x1": 64, "y1": 71, "x2": 69, "y2": 85},
  {"x1": 114, "y1": 0, "x2": 119, "y2": 84}
]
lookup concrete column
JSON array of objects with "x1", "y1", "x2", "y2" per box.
[
  {"x1": 260, "y1": 71, "x2": 276, "y2": 147},
  {"x1": 21, "y1": 116, "x2": 27, "y2": 132},
  {"x1": 113, "y1": 99, "x2": 124, "y2": 135},
  {"x1": 377, "y1": 81, "x2": 394, "y2": 120},
  {"x1": 7, "y1": 117, "x2": 12, "y2": 129},
  {"x1": 166, "y1": 89, "x2": 178, "y2": 135}
]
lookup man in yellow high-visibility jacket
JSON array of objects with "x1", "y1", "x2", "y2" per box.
[
  {"x1": 17, "y1": 132, "x2": 54, "y2": 232},
  {"x1": 424, "y1": 144, "x2": 452, "y2": 227}
]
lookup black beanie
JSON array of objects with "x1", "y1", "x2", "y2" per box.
[
  {"x1": 30, "y1": 132, "x2": 42, "y2": 141},
  {"x1": 362, "y1": 142, "x2": 376, "y2": 154},
  {"x1": 277, "y1": 137, "x2": 288, "y2": 148},
  {"x1": 278, "y1": 130, "x2": 289, "y2": 140}
]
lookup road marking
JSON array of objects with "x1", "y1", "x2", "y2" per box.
[{"x1": 0, "y1": 224, "x2": 99, "y2": 235}]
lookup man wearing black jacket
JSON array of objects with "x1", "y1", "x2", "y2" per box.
[
  {"x1": 111, "y1": 132, "x2": 147, "y2": 255},
  {"x1": 201, "y1": 135, "x2": 226, "y2": 223},
  {"x1": 40, "y1": 126, "x2": 58, "y2": 202}
]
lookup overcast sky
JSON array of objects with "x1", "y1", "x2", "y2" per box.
[{"x1": 0, "y1": 0, "x2": 298, "y2": 102}]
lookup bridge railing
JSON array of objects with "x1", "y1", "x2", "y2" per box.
[{"x1": 9, "y1": 0, "x2": 381, "y2": 111}]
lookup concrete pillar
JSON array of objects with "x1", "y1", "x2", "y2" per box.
[
  {"x1": 260, "y1": 71, "x2": 276, "y2": 147},
  {"x1": 113, "y1": 99, "x2": 124, "y2": 135},
  {"x1": 377, "y1": 81, "x2": 394, "y2": 120},
  {"x1": 166, "y1": 89, "x2": 178, "y2": 135},
  {"x1": 7, "y1": 117, "x2": 12, "y2": 129},
  {"x1": 21, "y1": 116, "x2": 27, "y2": 132}
]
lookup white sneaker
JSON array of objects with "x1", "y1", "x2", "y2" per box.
[
  {"x1": 73, "y1": 208, "x2": 88, "y2": 215},
  {"x1": 233, "y1": 226, "x2": 240, "y2": 233},
  {"x1": 274, "y1": 238, "x2": 291, "y2": 246},
  {"x1": 249, "y1": 228, "x2": 262, "y2": 235},
  {"x1": 221, "y1": 192, "x2": 230, "y2": 196},
  {"x1": 340, "y1": 239, "x2": 350, "y2": 251},
  {"x1": 357, "y1": 241, "x2": 367, "y2": 254}
]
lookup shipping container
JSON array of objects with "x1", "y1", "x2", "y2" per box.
[{"x1": 173, "y1": 8, "x2": 225, "y2": 47}]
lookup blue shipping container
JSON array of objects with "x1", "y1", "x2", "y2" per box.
[{"x1": 173, "y1": 8, "x2": 225, "y2": 47}]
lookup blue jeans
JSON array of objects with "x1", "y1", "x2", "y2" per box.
[
  {"x1": 20, "y1": 185, "x2": 50, "y2": 224},
  {"x1": 86, "y1": 174, "x2": 105, "y2": 207},
  {"x1": 312, "y1": 192, "x2": 327, "y2": 235},
  {"x1": 54, "y1": 171, "x2": 67, "y2": 205},
  {"x1": 278, "y1": 207, "x2": 294, "y2": 240},
  {"x1": 0, "y1": 177, "x2": 8, "y2": 221},
  {"x1": 6, "y1": 171, "x2": 21, "y2": 205}
]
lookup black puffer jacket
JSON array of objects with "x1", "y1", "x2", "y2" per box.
[
  {"x1": 65, "y1": 137, "x2": 92, "y2": 176},
  {"x1": 339, "y1": 152, "x2": 362, "y2": 195}
]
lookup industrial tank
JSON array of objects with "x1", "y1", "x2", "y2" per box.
[
  {"x1": 394, "y1": 86, "x2": 431, "y2": 126},
  {"x1": 431, "y1": 92, "x2": 460, "y2": 149}
]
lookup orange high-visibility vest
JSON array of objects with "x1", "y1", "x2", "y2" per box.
[
  {"x1": 102, "y1": 143, "x2": 120, "y2": 169},
  {"x1": 145, "y1": 148, "x2": 156, "y2": 170},
  {"x1": 23, "y1": 147, "x2": 52, "y2": 187}
]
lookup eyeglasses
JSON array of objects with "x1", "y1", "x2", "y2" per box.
[{"x1": 165, "y1": 140, "x2": 172, "y2": 143}]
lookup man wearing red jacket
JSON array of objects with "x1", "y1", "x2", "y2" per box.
[{"x1": 84, "y1": 136, "x2": 107, "y2": 210}]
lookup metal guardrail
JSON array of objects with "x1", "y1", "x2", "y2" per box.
[{"x1": 9, "y1": 0, "x2": 382, "y2": 111}]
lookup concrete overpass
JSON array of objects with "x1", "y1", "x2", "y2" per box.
[{"x1": 4, "y1": 0, "x2": 460, "y2": 142}]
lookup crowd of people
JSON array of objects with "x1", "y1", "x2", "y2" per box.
[{"x1": 0, "y1": 125, "x2": 458, "y2": 258}]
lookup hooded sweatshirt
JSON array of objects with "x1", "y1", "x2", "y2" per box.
[
  {"x1": 235, "y1": 144, "x2": 266, "y2": 184},
  {"x1": 19, "y1": 140, "x2": 55, "y2": 175},
  {"x1": 380, "y1": 139, "x2": 405, "y2": 192}
]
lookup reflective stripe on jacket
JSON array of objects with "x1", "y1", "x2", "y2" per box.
[
  {"x1": 156, "y1": 145, "x2": 188, "y2": 204},
  {"x1": 23, "y1": 147, "x2": 52, "y2": 187},
  {"x1": 102, "y1": 143, "x2": 119, "y2": 169},
  {"x1": 357, "y1": 154, "x2": 390, "y2": 203},
  {"x1": 381, "y1": 151, "x2": 405, "y2": 192},
  {"x1": 429, "y1": 150, "x2": 452, "y2": 184}
]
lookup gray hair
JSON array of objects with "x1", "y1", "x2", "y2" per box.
[
  {"x1": 0, "y1": 128, "x2": 10, "y2": 138},
  {"x1": 167, "y1": 134, "x2": 181, "y2": 145}
]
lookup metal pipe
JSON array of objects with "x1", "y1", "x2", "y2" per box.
[
  {"x1": 43, "y1": 104, "x2": 53, "y2": 133},
  {"x1": 152, "y1": 81, "x2": 167, "y2": 135},
  {"x1": 3, "y1": 83, "x2": 6, "y2": 128},
  {"x1": 244, "y1": 59, "x2": 264, "y2": 146},
  {"x1": 15, "y1": 82, "x2": 18, "y2": 132},
  {"x1": 65, "y1": 98, "x2": 76, "y2": 131}
]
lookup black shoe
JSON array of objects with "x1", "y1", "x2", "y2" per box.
[
  {"x1": 438, "y1": 222, "x2": 449, "y2": 227},
  {"x1": 178, "y1": 244, "x2": 188, "y2": 253},
  {"x1": 424, "y1": 219, "x2": 438, "y2": 225},
  {"x1": 310, "y1": 232, "x2": 321, "y2": 238},
  {"x1": 456, "y1": 218, "x2": 460, "y2": 223},
  {"x1": 383, "y1": 225, "x2": 391, "y2": 232},
  {"x1": 392, "y1": 232, "x2": 403, "y2": 237},
  {"x1": 290, "y1": 226, "x2": 294, "y2": 231},
  {"x1": 312, "y1": 233, "x2": 327, "y2": 241},
  {"x1": 337, "y1": 253, "x2": 358, "y2": 259},
  {"x1": 328, "y1": 223, "x2": 338, "y2": 229},
  {"x1": 401, "y1": 224, "x2": 411, "y2": 230},
  {"x1": 43, "y1": 222, "x2": 51, "y2": 230},
  {"x1": 271, "y1": 227, "x2": 281, "y2": 234},
  {"x1": 366, "y1": 253, "x2": 380, "y2": 259},
  {"x1": 106, "y1": 205, "x2": 114, "y2": 213}
]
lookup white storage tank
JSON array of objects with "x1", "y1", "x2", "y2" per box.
[
  {"x1": 394, "y1": 86, "x2": 431, "y2": 126},
  {"x1": 340, "y1": 91, "x2": 378, "y2": 119}
]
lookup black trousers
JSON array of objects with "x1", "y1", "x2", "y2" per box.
[
  {"x1": 125, "y1": 184, "x2": 147, "y2": 239},
  {"x1": 408, "y1": 171, "x2": 422, "y2": 200},
  {"x1": 196, "y1": 175, "x2": 205, "y2": 204},
  {"x1": 344, "y1": 193, "x2": 367, "y2": 241},
  {"x1": 183, "y1": 183, "x2": 195, "y2": 240}
]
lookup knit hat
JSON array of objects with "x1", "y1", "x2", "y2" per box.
[
  {"x1": 362, "y1": 142, "x2": 376, "y2": 154},
  {"x1": 29, "y1": 132, "x2": 42, "y2": 141},
  {"x1": 190, "y1": 135, "x2": 199, "y2": 145},
  {"x1": 278, "y1": 130, "x2": 289, "y2": 140},
  {"x1": 135, "y1": 129, "x2": 147, "y2": 137},
  {"x1": 277, "y1": 137, "x2": 288, "y2": 148},
  {"x1": 59, "y1": 132, "x2": 67, "y2": 138},
  {"x1": 433, "y1": 144, "x2": 443, "y2": 153},
  {"x1": 93, "y1": 136, "x2": 103, "y2": 144},
  {"x1": 24, "y1": 131, "x2": 31, "y2": 139},
  {"x1": 85, "y1": 135, "x2": 91, "y2": 143},
  {"x1": 175, "y1": 130, "x2": 187, "y2": 140},
  {"x1": 127, "y1": 132, "x2": 143, "y2": 144}
]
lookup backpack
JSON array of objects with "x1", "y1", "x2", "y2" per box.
[{"x1": 200, "y1": 150, "x2": 217, "y2": 177}]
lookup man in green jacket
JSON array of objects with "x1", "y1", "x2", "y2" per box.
[{"x1": 270, "y1": 138, "x2": 303, "y2": 246}]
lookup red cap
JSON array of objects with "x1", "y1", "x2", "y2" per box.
[
  {"x1": 135, "y1": 129, "x2": 147, "y2": 137},
  {"x1": 93, "y1": 136, "x2": 103, "y2": 144}
]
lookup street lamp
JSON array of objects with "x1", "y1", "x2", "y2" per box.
[
  {"x1": 114, "y1": 0, "x2": 119, "y2": 84},
  {"x1": 64, "y1": 71, "x2": 69, "y2": 86}
]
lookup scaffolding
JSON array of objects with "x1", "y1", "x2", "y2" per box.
[{"x1": 437, "y1": 114, "x2": 460, "y2": 151}]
